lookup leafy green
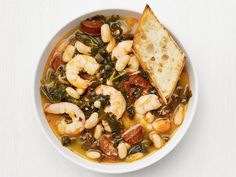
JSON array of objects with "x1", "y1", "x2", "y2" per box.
[
  {"x1": 107, "y1": 70, "x2": 127, "y2": 85},
  {"x1": 61, "y1": 136, "x2": 71, "y2": 146},
  {"x1": 75, "y1": 30, "x2": 104, "y2": 57},
  {"x1": 57, "y1": 66, "x2": 69, "y2": 84},
  {"x1": 68, "y1": 93, "x2": 109, "y2": 119},
  {"x1": 115, "y1": 33, "x2": 134, "y2": 43},
  {"x1": 138, "y1": 69, "x2": 149, "y2": 79},
  {"x1": 128, "y1": 143, "x2": 146, "y2": 155},
  {"x1": 133, "y1": 87, "x2": 142, "y2": 99},
  {"x1": 112, "y1": 135, "x2": 123, "y2": 147},
  {"x1": 182, "y1": 85, "x2": 192, "y2": 104},
  {"x1": 75, "y1": 30, "x2": 100, "y2": 46},
  {"x1": 127, "y1": 105, "x2": 135, "y2": 119},
  {"x1": 64, "y1": 96, "x2": 80, "y2": 105},
  {"x1": 95, "y1": 47, "x2": 112, "y2": 64},
  {"x1": 96, "y1": 95, "x2": 110, "y2": 107},
  {"x1": 149, "y1": 86, "x2": 158, "y2": 95},
  {"x1": 106, "y1": 15, "x2": 120, "y2": 25},
  {"x1": 110, "y1": 22, "x2": 123, "y2": 40},
  {"x1": 171, "y1": 84, "x2": 192, "y2": 105},
  {"x1": 105, "y1": 115, "x2": 122, "y2": 132},
  {"x1": 98, "y1": 109, "x2": 122, "y2": 133},
  {"x1": 89, "y1": 15, "x2": 106, "y2": 23},
  {"x1": 128, "y1": 140, "x2": 151, "y2": 155},
  {"x1": 40, "y1": 68, "x2": 67, "y2": 103}
]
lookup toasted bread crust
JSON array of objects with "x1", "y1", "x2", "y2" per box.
[{"x1": 133, "y1": 5, "x2": 186, "y2": 104}]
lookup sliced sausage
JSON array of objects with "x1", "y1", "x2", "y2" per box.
[
  {"x1": 122, "y1": 74, "x2": 151, "y2": 103},
  {"x1": 122, "y1": 124, "x2": 144, "y2": 145},
  {"x1": 81, "y1": 20, "x2": 104, "y2": 36},
  {"x1": 51, "y1": 54, "x2": 64, "y2": 71},
  {"x1": 99, "y1": 135, "x2": 118, "y2": 158}
]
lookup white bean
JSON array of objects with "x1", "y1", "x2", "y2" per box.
[
  {"x1": 75, "y1": 41, "x2": 91, "y2": 54},
  {"x1": 115, "y1": 55, "x2": 130, "y2": 71},
  {"x1": 106, "y1": 37, "x2": 116, "y2": 53},
  {"x1": 174, "y1": 105, "x2": 185, "y2": 126},
  {"x1": 118, "y1": 142, "x2": 127, "y2": 159},
  {"x1": 125, "y1": 143, "x2": 131, "y2": 149},
  {"x1": 57, "y1": 39, "x2": 69, "y2": 53},
  {"x1": 66, "y1": 87, "x2": 80, "y2": 99},
  {"x1": 85, "y1": 112, "x2": 99, "y2": 129},
  {"x1": 101, "y1": 24, "x2": 111, "y2": 43},
  {"x1": 94, "y1": 100, "x2": 101, "y2": 108},
  {"x1": 149, "y1": 131, "x2": 163, "y2": 149},
  {"x1": 86, "y1": 150, "x2": 101, "y2": 159},
  {"x1": 94, "y1": 124, "x2": 103, "y2": 139},
  {"x1": 125, "y1": 55, "x2": 139, "y2": 73},
  {"x1": 126, "y1": 152, "x2": 144, "y2": 162},
  {"x1": 76, "y1": 88, "x2": 85, "y2": 95},
  {"x1": 145, "y1": 112, "x2": 155, "y2": 123},
  {"x1": 62, "y1": 44, "x2": 75, "y2": 62},
  {"x1": 102, "y1": 120, "x2": 112, "y2": 132}
]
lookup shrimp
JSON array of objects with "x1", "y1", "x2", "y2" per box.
[
  {"x1": 44, "y1": 102, "x2": 85, "y2": 136},
  {"x1": 66, "y1": 54, "x2": 100, "y2": 89},
  {"x1": 95, "y1": 85, "x2": 126, "y2": 119},
  {"x1": 134, "y1": 94, "x2": 161, "y2": 115}
]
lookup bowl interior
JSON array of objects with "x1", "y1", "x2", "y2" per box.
[{"x1": 34, "y1": 9, "x2": 198, "y2": 174}]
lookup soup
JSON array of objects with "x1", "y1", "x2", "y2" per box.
[{"x1": 40, "y1": 14, "x2": 191, "y2": 163}]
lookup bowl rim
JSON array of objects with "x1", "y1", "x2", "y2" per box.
[{"x1": 33, "y1": 8, "x2": 199, "y2": 174}]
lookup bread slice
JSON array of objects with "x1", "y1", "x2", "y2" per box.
[{"x1": 133, "y1": 5, "x2": 186, "y2": 104}]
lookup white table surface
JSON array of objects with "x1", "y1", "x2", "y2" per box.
[{"x1": 0, "y1": 0, "x2": 236, "y2": 176}]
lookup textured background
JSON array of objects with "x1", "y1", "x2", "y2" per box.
[{"x1": 0, "y1": 0, "x2": 235, "y2": 176}]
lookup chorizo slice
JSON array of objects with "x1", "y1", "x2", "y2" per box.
[{"x1": 81, "y1": 20, "x2": 104, "y2": 36}]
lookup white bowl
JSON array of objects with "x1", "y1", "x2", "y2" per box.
[{"x1": 34, "y1": 9, "x2": 198, "y2": 174}]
